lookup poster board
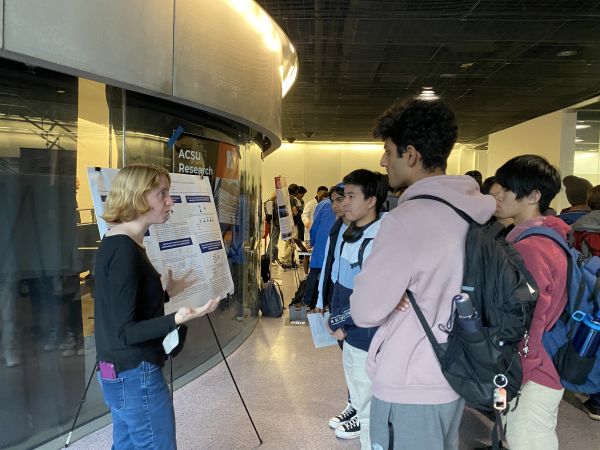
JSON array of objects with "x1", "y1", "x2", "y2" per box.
[
  {"x1": 87, "y1": 167, "x2": 234, "y2": 313},
  {"x1": 274, "y1": 175, "x2": 294, "y2": 240}
]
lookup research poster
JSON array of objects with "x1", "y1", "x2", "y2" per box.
[
  {"x1": 87, "y1": 167, "x2": 234, "y2": 313},
  {"x1": 274, "y1": 176, "x2": 295, "y2": 241}
]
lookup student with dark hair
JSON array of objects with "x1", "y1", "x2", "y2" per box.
[
  {"x1": 559, "y1": 175, "x2": 592, "y2": 224},
  {"x1": 302, "y1": 185, "x2": 329, "y2": 235},
  {"x1": 482, "y1": 176, "x2": 497, "y2": 195},
  {"x1": 295, "y1": 185, "x2": 307, "y2": 240},
  {"x1": 494, "y1": 155, "x2": 567, "y2": 450},
  {"x1": 302, "y1": 185, "x2": 340, "y2": 310},
  {"x1": 351, "y1": 99, "x2": 495, "y2": 450},
  {"x1": 281, "y1": 184, "x2": 301, "y2": 268},
  {"x1": 465, "y1": 170, "x2": 483, "y2": 191},
  {"x1": 326, "y1": 169, "x2": 388, "y2": 448},
  {"x1": 570, "y1": 184, "x2": 600, "y2": 421},
  {"x1": 315, "y1": 183, "x2": 347, "y2": 313},
  {"x1": 311, "y1": 183, "x2": 358, "y2": 433}
]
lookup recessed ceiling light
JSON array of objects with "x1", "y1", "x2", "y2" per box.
[
  {"x1": 557, "y1": 50, "x2": 577, "y2": 57},
  {"x1": 56, "y1": 89, "x2": 66, "y2": 94},
  {"x1": 576, "y1": 124, "x2": 591, "y2": 129},
  {"x1": 460, "y1": 63, "x2": 474, "y2": 69},
  {"x1": 575, "y1": 138, "x2": 583, "y2": 142},
  {"x1": 418, "y1": 87, "x2": 439, "y2": 100}
]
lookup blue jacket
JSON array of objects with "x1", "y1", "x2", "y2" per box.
[
  {"x1": 327, "y1": 218, "x2": 382, "y2": 351},
  {"x1": 309, "y1": 199, "x2": 336, "y2": 269}
]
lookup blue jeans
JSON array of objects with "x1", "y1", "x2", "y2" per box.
[{"x1": 98, "y1": 361, "x2": 176, "y2": 450}]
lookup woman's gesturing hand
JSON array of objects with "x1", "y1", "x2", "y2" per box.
[
  {"x1": 174, "y1": 297, "x2": 221, "y2": 325},
  {"x1": 165, "y1": 269, "x2": 197, "y2": 298}
]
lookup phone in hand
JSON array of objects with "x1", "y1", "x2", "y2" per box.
[{"x1": 99, "y1": 361, "x2": 117, "y2": 380}]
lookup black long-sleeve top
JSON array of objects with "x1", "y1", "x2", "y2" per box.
[{"x1": 94, "y1": 234, "x2": 177, "y2": 372}]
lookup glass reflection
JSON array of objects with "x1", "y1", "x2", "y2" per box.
[{"x1": 0, "y1": 58, "x2": 261, "y2": 449}]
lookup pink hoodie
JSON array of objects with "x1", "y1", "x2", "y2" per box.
[{"x1": 350, "y1": 175, "x2": 496, "y2": 405}]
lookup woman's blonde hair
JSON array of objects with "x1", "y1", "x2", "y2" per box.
[{"x1": 102, "y1": 164, "x2": 171, "y2": 224}]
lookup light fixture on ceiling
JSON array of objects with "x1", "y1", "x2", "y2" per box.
[
  {"x1": 56, "y1": 89, "x2": 66, "y2": 94},
  {"x1": 418, "y1": 87, "x2": 438, "y2": 100},
  {"x1": 575, "y1": 138, "x2": 583, "y2": 142},
  {"x1": 557, "y1": 50, "x2": 577, "y2": 57},
  {"x1": 460, "y1": 62, "x2": 474, "y2": 69},
  {"x1": 576, "y1": 124, "x2": 591, "y2": 129}
]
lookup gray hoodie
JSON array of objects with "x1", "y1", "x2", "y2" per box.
[
  {"x1": 351, "y1": 175, "x2": 495, "y2": 405},
  {"x1": 571, "y1": 210, "x2": 600, "y2": 232}
]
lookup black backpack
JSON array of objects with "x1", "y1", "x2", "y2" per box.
[
  {"x1": 406, "y1": 195, "x2": 538, "y2": 412},
  {"x1": 259, "y1": 280, "x2": 284, "y2": 318}
]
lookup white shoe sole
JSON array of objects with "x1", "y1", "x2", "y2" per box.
[
  {"x1": 335, "y1": 430, "x2": 361, "y2": 440},
  {"x1": 328, "y1": 418, "x2": 353, "y2": 429}
]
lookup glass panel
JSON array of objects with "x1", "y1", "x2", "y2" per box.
[
  {"x1": 0, "y1": 59, "x2": 90, "y2": 449},
  {"x1": 574, "y1": 109, "x2": 600, "y2": 186},
  {"x1": 0, "y1": 58, "x2": 261, "y2": 449}
]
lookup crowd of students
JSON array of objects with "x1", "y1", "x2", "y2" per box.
[{"x1": 289, "y1": 98, "x2": 599, "y2": 450}]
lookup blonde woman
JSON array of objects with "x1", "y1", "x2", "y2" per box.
[{"x1": 95, "y1": 164, "x2": 219, "y2": 449}]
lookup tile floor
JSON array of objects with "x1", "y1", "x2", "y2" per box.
[{"x1": 67, "y1": 264, "x2": 599, "y2": 450}]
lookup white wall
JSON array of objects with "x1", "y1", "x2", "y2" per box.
[
  {"x1": 262, "y1": 141, "x2": 384, "y2": 199},
  {"x1": 487, "y1": 110, "x2": 575, "y2": 211},
  {"x1": 262, "y1": 141, "x2": 485, "y2": 200}
]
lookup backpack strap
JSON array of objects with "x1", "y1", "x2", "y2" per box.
[
  {"x1": 322, "y1": 218, "x2": 344, "y2": 310},
  {"x1": 406, "y1": 291, "x2": 445, "y2": 361},
  {"x1": 409, "y1": 194, "x2": 507, "y2": 238},
  {"x1": 410, "y1": 195, "x2": 475, "y2": 223},
  {"x1": 347, "y1": 237, "x2": 373, "y2": 269},
  {"x1": 515, "y1": 226, "x2": 571, "y2": 254},
  {"x1": 515, "y1": 226, "x2": 585, "y2": 321},
  {"x1": 357, "y1": 238, "x2": 373, "y2": 269}
]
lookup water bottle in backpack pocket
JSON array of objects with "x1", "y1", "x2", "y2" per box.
[
  {"x1": 453, "y1": 293, "x2": 483, "y2": 334},
  {"x1": 551, "y1": 312, "x2": 600, "y2": 385},
  {"x1": 572, "y1": 312, "x2": 600, "y2": 357}
]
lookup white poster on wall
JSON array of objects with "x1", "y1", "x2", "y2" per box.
[
  {"x1": 274, "y1": 175, "x2": 294, "y2": 240},
  {"x1": 87, "y1": 167, "x2": 234, "y2": 313}
]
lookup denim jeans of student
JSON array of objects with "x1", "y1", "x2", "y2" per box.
[{"x1": 98, "y1": 361, "x2": 176, "y2": 450}]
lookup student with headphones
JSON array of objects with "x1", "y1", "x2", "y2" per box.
[{"x1": 327, "y1": 169, "x2": 388, "y2": 449}]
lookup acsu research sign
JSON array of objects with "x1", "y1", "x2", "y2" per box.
[
  {"x1": 172, "y1": 134, "x2": 219, "y2": 178},
  {"x1": 175, "y1": 149, "x2": 214, "y2": 176}
]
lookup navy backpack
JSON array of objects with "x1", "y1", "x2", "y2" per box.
[
  {"x1": 259, "y1": 280, "x2": 284, "y2": 318},
  {"x1": 517, "y1": 226, "x2": 600, "y2": 393}
]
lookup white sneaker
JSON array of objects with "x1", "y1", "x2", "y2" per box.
[
  {"x1": 335, "y1": 416, "x2": 361, "y2": 439},
  {"x1": 328, "y1": 403, "x2": 357, "y2": 428}
]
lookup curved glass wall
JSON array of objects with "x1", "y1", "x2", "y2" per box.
[{"x1": 0, "y1": 58, "x2": 262, "y2": 449}]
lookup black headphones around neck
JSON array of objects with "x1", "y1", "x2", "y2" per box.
[{"x1": 342, "y1": 218, "x2": 379, "y2": 243}]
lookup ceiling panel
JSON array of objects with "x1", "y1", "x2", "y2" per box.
[{"x1": 258, "y1": 0, "x2": 600, "y2": 143}]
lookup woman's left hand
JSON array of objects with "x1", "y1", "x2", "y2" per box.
[
  {"x1": 165, "y1": 269, "x2": 197, "y2": 298},
  {"x1": 175, "y1": 297, "x2": 221, "y2": 324}
]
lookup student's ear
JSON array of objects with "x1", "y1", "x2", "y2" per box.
[
  {"x1": 367, "y1": 195, "x2": 377, "y2": 210},
  {"x1": 405, "y1": 145, "x2": 421, "y2": 168},
  {"x1": 527, "y1": 190, "x2": 542, "y2": 205}
]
